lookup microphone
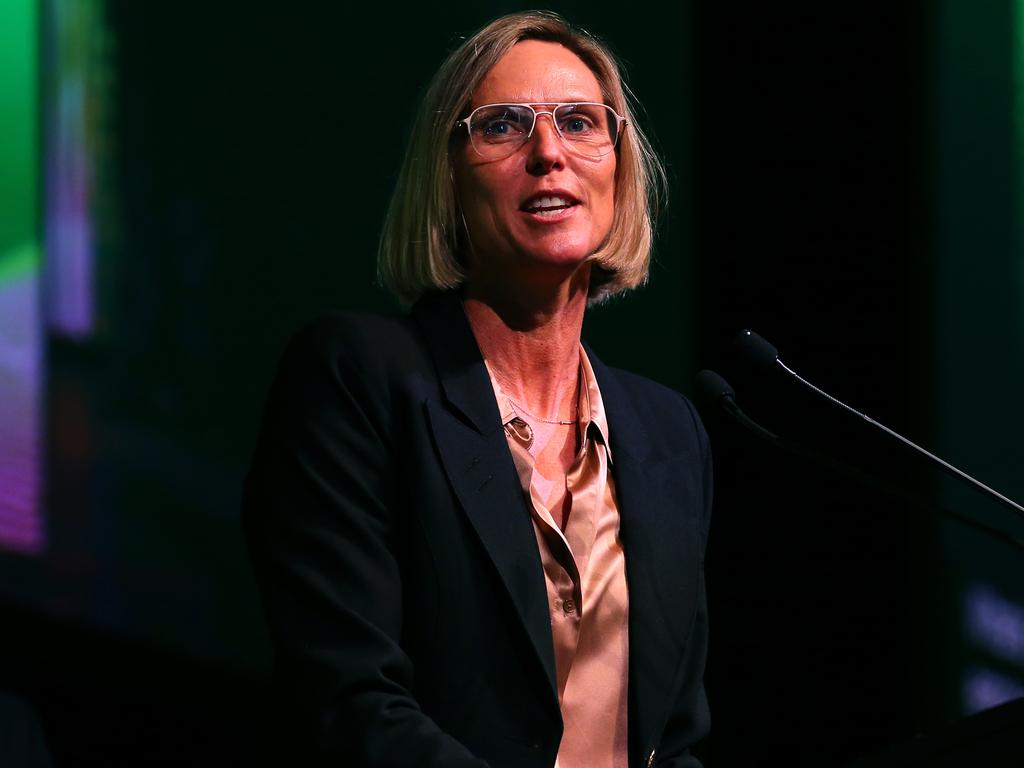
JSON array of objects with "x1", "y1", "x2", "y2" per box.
[
  {"x1": 694, "y1": 368, "x2": 1024, "y2": 552},
  {"x1": 731, "y1": 330, "x2": 1024, "y2": 522},
  {"x1": 732, "y1": 330, "x2": 779, "y2": 374},
  {"x1": 694, "y1": 369, "x2": 778, "y2": 443}
]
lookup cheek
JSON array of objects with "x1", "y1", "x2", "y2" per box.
[
  {"x1": 594, "y1": 167, "x2": 617, "y2": 232},
  {"x1": 461, "y1": 183, "x2": 506, "y2": 245},
  {"x1": 456, "y1": 163, "x2": 508, "y2": 225},
  {"x1": 453, "y1": 165, "x2": 488, "y2": 237}
]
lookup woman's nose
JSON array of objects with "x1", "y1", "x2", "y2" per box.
[{"x1": 525, "y1": 112, "x2": 566, "y2": 172}]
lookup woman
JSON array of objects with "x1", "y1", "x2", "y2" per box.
[{"x1": 244, "y1": 11, "x2": 711, "y2": 768}]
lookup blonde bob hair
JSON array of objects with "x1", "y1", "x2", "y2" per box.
[{"x1": 378, "y1": 10, "x2": 667, "y2": 305}]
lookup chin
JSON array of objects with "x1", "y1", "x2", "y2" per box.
[
  {"x1": 521, "y1": 236, "x2": 601, "y2": 270},
  {"x1": 518, "y1": 251, "x2": 591, "y2": 279}
]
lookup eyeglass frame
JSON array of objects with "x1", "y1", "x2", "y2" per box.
[{"x1": 453, "y1": 102, "x2": 628, "y2": 160}]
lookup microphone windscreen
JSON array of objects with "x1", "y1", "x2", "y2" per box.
[
  {"x1": 732, "y1": 329, "x2": 779, "y2": 372},
  {"x1": 695, "y1": 369, "x2": 736, "y2": 402}
]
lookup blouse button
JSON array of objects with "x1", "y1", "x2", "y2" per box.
[{"x1": 562, "y1": 599, "x2": 576, "y2": 615}]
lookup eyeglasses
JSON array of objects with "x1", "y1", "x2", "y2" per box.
[{"x1": 455, "y1": 102, "x2": 626, "y2": 161}]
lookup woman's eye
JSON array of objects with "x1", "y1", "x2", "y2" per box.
[
  {"x1": 473, "y1": 108, "x2": 530, "y2": 140},
  {"x1": 561, "y1": 115, "x2": 594, "y2": 134},
  {"x1": 482, "y1": 120, "x2": 515, "y2": 136}
]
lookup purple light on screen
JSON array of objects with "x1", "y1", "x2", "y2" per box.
[
  {"x1": 962, "y1": 667, "x2": 1024, "y2": 714},
  {"x1": 965, "y1": 583, "x2": 1024, "y2": 666},
  {"x1": 44, "y1": 77, "x2": 94, "y2": 338},
  {"x1": 0, "y1": 270, "x2": 44, "y2": 554}
]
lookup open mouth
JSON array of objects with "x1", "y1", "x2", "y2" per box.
[{"x1": 520, "y1": 194, "x2": 579, "y2": 217}]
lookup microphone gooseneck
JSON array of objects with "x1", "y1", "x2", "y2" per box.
[
  {"x1": 695, "y1": 368, "x2": 1024, "y2": 553},
  {"x1": 731, "y1": 330, "x2": 1024, "y2": 522}
]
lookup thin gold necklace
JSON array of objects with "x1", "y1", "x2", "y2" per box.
[{"x1": 507, "y1": 396, "x2": 578, "y2": 426}]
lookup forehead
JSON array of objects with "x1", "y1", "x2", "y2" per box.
[{"x1": 472, "y1": 39, "x2": 604, "y2": 107}]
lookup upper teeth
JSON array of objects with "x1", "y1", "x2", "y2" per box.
[{"x1": 528, "y1": 196, "x2": 570, "y2": 210}]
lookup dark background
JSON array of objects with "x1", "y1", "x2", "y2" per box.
[{"x1": 2, "y1": 1, "x2": 1023, "y2": 766}]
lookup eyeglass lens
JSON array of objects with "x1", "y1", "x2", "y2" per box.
[{"x1": 467, "y1": 104, "x2": 618, "y2": 159}]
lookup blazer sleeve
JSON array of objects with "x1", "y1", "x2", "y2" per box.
[
  {"x1": 656, "y1": 395, "x2": 713, "y2": 768},
  {"x1": 242, "y1": 318, "x2": 489, "y2": 768}
]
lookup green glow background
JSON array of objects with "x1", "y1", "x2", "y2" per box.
[
  {"x1": 927, "y1": 0, "x2": 1024, "y2": 722},
  {"x1": 0, "y1": 0, "x2": 38, "y2": 278},
  {"x1": 0, "y1": 0, "x2": 43, "y2": 555}
]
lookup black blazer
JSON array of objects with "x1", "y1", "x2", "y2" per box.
[{"x1": 243, "y1": 291, "x2": 712, "y2": 768}]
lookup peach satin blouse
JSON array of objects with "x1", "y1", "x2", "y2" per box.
[{"x1": 487, "y1": 349, "x2": 629, "y2": 768}]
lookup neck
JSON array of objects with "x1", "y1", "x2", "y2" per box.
[{"x1": 463, "y1": 264, "x2": 590, "y2": 419}]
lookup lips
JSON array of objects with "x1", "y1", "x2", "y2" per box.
[{"x1": 520, "y1": 191, "x2": 581, "y2": 215}]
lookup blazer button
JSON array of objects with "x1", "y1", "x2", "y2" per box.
[{"x1": 646, "y1": 748, "x2": 655, "y2": 767}]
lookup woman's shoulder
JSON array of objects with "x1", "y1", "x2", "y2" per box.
[
  {"x1": 600, "y1": 364, "x2": 709, "y2": 451},
  {"x1": 280, "y1": 309, "x2": 430, "y2": 376},
  {"x1": 264, "y1": 309, "x2": 436, "y2": 423},
  {"x1": 603, "y1": 364, "x2": 700, "y2": 419},
  {"x1": 288, "y1": 309, "x2": 418, "y2": 352}
]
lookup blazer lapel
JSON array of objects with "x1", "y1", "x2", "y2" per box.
[
  {"x1": 587, "y1": 350, "x2": 703, "y2": 761},
  {"x1": 411, "y1": 296, "x2": 702, "y2": 744},
  {"x1": 413, "y1": 293, "x2": 559, "y2": 704}
]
